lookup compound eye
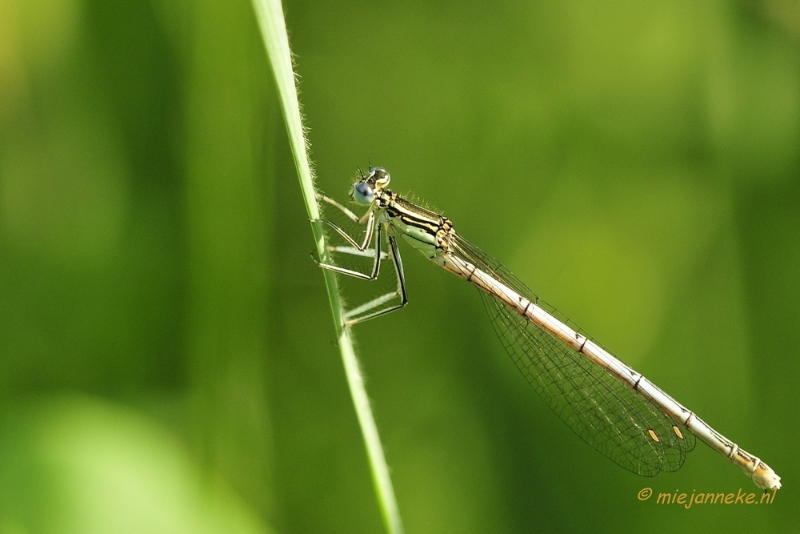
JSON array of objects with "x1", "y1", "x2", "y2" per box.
[
  {"x1": 371, "y1": 167, "x2": 391, "y2": 187},
  {"x1": 352, "y1": 182, "x2": 375, "y2": 205}
]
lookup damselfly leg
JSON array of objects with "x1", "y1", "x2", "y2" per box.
[{"x1": 313, "y1": 193, "x2": 408, "y2": 325}]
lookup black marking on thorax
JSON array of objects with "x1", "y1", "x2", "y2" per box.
[{"x1": 381, "y1": 190, "x2": 455, "y2": 251}]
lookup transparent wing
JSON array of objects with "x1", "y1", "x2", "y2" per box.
[{"x1": 450, "y1": 234, "x2": 696, "y2": 477}]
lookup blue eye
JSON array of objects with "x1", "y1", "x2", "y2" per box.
[{"x1": 352, "y1": 182, "x2": 375, "y2": 205}]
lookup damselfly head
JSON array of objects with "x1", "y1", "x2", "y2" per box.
[
  {"x1": 350, "y1": 167, "x2": 390, "y2": 206},
  {"x1": 369, "y1": 167, "x2": 391, "y2": 189}
]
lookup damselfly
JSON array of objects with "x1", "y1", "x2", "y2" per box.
[{"x1": 313, "y1": 167, "x2": 781, "y2": 491}]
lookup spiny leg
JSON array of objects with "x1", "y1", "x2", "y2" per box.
[
  {"x1": 317, "y1": 193, "x2": 360, "y2": 223},
  {"x1": 313, "y1": 212, "x2": 377, "y2": 252},
  {"x1": 315, "y1": 218, "x2": 383, "y2": 280},
  {"x1": 343, "y1": 235, "x2": 408, "y2": 325},
  {"x1": 312, "y1": 194, "x2": 408, "y2": 324},
  {"x1": 327, "y1": 245, "x2": 388, "y2": 260}
]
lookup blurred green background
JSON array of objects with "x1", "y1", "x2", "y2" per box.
[{"x1": 0, "y1": 0, "x2": 798, "y2": 532}]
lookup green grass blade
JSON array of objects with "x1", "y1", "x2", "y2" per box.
[{"x1": 250, "y1": 1, "x2": 404, "y2": 532}]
